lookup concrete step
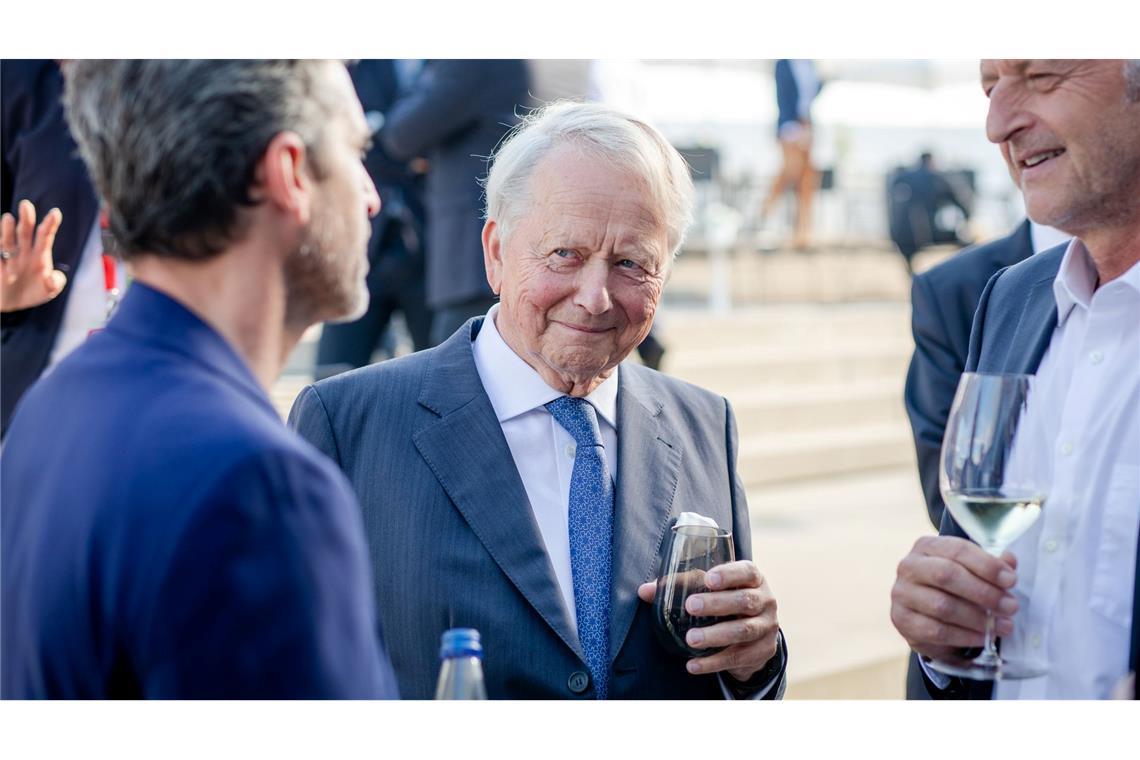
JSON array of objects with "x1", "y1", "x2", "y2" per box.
[
  {"x1": 738, "y1": 422, "x2": 914, "y2": 487},
  {"x1": 655, "y1": 302, "x2": 912, "y2": 348},
  {"x1": 669, "y1": 342, "x2": 911, "y2": 393},
  {"x1": 727, "y1": 379, "x2": 907, "y2": 434},
  {"x1": 746, "y1": 467, "x2": 934, "y2": 699},
  {"x1": 664, "y1": 244, "x2": 954, "y2": 306}
]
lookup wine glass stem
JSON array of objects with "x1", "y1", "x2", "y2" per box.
[{"x1": 980, "y1": 609, "x2": 1000, "y2": 666}]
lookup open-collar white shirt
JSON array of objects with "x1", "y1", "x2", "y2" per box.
[
  {"x1": 472, "y1": 305, "x2": 619, "y2": 635},
  {"x1": 991, "y1": 239, "x2": 1140, "y2": 699},
  {"x1": 925, "y1": 240, "x2": 1139, "y2": 697}
]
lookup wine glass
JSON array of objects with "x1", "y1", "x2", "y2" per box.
[
  {"x1": 652, "y1": 523, "x2": 735, "y2": 658},
  {"x1": 928, "y1": 372, "x2": 1049, "y2": 681}
]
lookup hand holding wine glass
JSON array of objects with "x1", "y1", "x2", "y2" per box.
[
  {"x1": 637, "y1": 518, "x2": 779, "y2": 682},
  {"x1": 890, "y1": 372, "x2": 1049, "y2": 681}
]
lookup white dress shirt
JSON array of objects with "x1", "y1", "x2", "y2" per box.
[
  {"x1": 471, "y1": 305, "x2": 619, "y2": 636},
  {"x1": 926, "y1": 240, "x2": 1139, "y2": 697},
  {"x1": 993, "y1": 240, "x2": 1140, "y2": 699}
]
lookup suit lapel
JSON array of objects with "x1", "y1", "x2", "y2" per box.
[
  {"x1": 608, "y1": 365, "x2": 684, "y2": 659},
  {"x1": 1006, "y1": 275, "x2": 1059, "y2": 374},
  {"x1": 411, "y1": 320, "x2": 583, "y2": 659}
]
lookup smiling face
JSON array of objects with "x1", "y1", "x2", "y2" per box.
[
  {"x1": 483, "y1": 143, "x2": 670, "y2": 397},
  {"x1": 981, "y1": 59, "x2": 1140, "y2": 236}
]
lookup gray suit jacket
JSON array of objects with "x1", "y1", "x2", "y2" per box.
[{"x1": 289, "y1": 318, "x2": 787, "y2": 699}]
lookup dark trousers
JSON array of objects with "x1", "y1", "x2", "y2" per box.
[
  {"x1": 316, "y1": 224, "x2": 433, "y2": 382},
  {"x1": 429, "y1": 295, "x2": 498, "y2": 347}
]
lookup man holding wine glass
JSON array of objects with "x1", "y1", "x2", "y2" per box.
[
  {"x1": 291, "y1": 101, "x2": 787, "y2": 699},
  {"x1": 891, "y1": 59, "x2": 1140, "y2": 699}
]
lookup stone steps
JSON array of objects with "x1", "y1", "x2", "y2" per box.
[
  {"x1": 738, "y1": 422, "x2": 914, "y2": 487},
  {"x1": 668, "y1": 341, "x2": 910, "y2": 392},
  {"x1": 726, "y1": 379, "x2": 906, "y2": 433}
]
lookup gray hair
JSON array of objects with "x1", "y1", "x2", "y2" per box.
[
  {"x1": 1125, "y1": 60, "x2": 1140, "y2": 102},
  {"x1": 484, "y1": 101, "x2": 695, "y2": 258},
  {"x1": 64, "y1": 60, "x2": 341, "y2": 261}
]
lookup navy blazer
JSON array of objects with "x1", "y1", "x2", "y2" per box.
[
  {"x1": 905, "y1": 220, "x2": 1035, "y2": 529},
  {"x1": 380, "y1": 60, "x2": 529, "y2": 310},
  {"x1": 289, "y1": 318, "x2": 788, "y2": 699},
  {"x1": 1, "y1": 60, "x2": 100, "y2": 438},
  {"x1": 1, "y1": 283, "x2": 398, "y2": 698},
  {"x1": 922, "y1": 246, "x2": 1140, "y2": 699}
]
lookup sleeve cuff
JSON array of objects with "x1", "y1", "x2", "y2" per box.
[
  {"x1": 717, "y1": 629, "x2": 788, "y2": 700},
  {"x1": 917, "y1": 654, "x2": 953, "y2": 691}
]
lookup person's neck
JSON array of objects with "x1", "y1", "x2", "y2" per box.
[
  {"x1": 128, "y1": 246, "x2": 302, "y2": 392},
  {"x1": 1081, "y1": 220, "x2": 1140, "y2": 287}
]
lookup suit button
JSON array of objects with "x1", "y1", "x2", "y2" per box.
[{"x1": 567, "y1": 671, "x2": 590, "y2": 694}]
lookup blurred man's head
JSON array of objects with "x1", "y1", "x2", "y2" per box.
[
  {"x1": 63, "y1": 60, "x2": 379, "y2": 326},
  {"x1": 981, "y1": 59, "x2": 1140, "y2": 238},
  {"x1": 481, "y1": 101, "x2": 694, "y2": 396}
]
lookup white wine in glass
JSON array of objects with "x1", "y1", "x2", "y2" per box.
[{"x1": 930, "y1": 372, "x2": 1049, "y2": 681}]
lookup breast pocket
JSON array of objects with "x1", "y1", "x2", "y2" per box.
[{"x1": 1090, "y1": 464, "x2": 1140, "y2": 628}]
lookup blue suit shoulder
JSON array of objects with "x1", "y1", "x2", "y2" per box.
[{"x1": 984, "y1": 241, "x2": 1067, "y2": 298}]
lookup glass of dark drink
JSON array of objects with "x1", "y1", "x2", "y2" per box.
[{"x1": 652, "y1": 522, "x2": 734, "y2": 658}]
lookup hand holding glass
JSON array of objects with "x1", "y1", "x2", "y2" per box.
[
  {"x1": 930, "y1": 372, "x2": 1049, "y2": 680},
  {"x1": 652, "y1": 523, "x2": 734, "y2": 658}
]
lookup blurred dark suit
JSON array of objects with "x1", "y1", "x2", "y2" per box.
[
  {"x1": 1, "y1": 59, "x2": 100, "y2": 438},
  {"x1": 314, "y1": 60, "x2": 431, "y2": 378},
  {"x1": 380, "y1": 59, "x2": 529, "y2": 345},
  {"x1": 889, "y1": 160, "x2": 972, "y2": 271},
  {"x1": 902, "y1": 220, "x2": 1034, "y2": 700}
]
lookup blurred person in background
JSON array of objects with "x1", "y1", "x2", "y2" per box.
[
  {"x1": 758, "y1": 59, "x2": 821, "y2": 250},
  {"x1": 888, "y1": 151, "x2": 973, "y2": 275},
  {"x1": 313, "y1": 60, "x2": 432, "y2": 379},
  {"x1": 290, "y1": 102, "x2": 787, "y2": 700},
  {"x1": 1, "y1": 60, "x2": 398, "y2": 699},
  {"x1": 1, "y1": 59, "x2": 111, "y2": 439},
  {"x1": 379, "y1": 59, "x2": 530, "y2": 346},
  {"x1": 892, "y1": 58, "x2": 1140, "y2": 700}
]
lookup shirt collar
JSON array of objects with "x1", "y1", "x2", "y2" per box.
[
  {"x1": 1053, "y1": 238, "x2": 1098, "y2": 325},
  {"x1": 1053, "y1": 238, "x2": 1140, "y2": 325},
  {"x1": 472, "y1": 304, "x2": 619, "y2": 429}
]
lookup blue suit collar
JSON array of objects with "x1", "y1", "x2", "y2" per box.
[{"x1": 105, "y1": 281, "x2": 276, "y2": 419}]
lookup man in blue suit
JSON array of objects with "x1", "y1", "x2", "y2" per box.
[
  {"x1": 891, "y1": 59, "x2": 1140, "y2": 699},
  {"x1": 1, "y1": 60, "x2": 398, "y2": 698},
  {"x1": 291, "y1": 102, "x2": 787, "y2": 700}
]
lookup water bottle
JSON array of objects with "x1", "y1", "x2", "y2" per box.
[{"x1": 434, "y1": 628, "x2": 487, "y2": 700}]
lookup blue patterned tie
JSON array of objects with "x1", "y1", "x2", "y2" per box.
[{"x1": 545, "y1": 396, "x2": 614, "y2": 699}]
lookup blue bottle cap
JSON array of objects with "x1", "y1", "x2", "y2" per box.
[{"x1": 440, "y1": 628, "x2": 483, "y2": 659}]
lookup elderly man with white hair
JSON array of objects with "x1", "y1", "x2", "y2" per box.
[{"x1": 290, "y1": 101, "x2": 787, "y2": 699}]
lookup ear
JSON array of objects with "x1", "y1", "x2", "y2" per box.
[
  {"x1": 482, "y1": 219, "x2": 503, "y2": 295},
  {"x1": 253, "y1": 131, "x2": 313, "y2": 227}
]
